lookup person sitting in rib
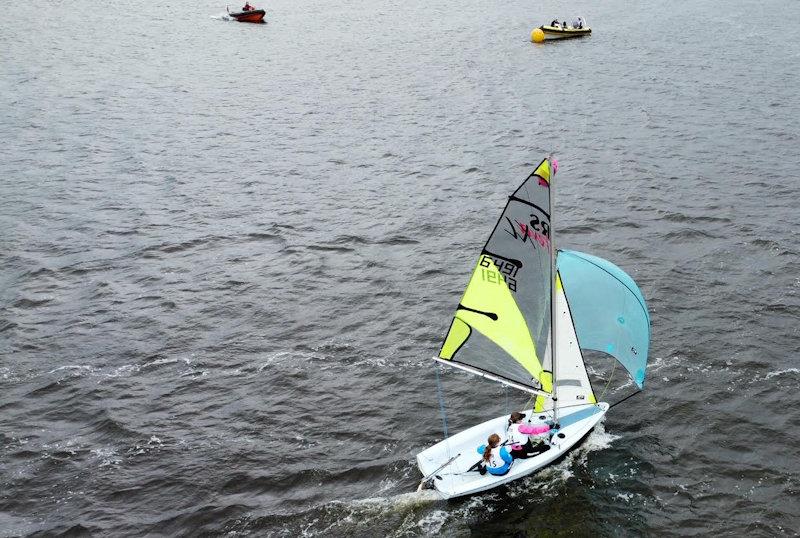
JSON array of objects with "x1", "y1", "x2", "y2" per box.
[
  {"x1": 477, "y1": 433, "x2": 513, "y2": 476},
  {"x1": 506, "y1": 411, "x2": 551, "y2": 459}
]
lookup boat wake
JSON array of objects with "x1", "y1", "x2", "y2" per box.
[
  {"x1": 291, "y1": 490, "x2": 445, "y2": 537},
  {"x1": 315, "y1": 427, "x2": 616, "y2": 538},
  {"x1": 501, "y1": 421, "x2": 619, "y2": 498},
  {"x1": 299, "y1": 423, "x2": 619, "y2": 536}
]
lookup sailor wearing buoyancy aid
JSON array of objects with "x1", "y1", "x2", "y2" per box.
[
  {"x1": 507, "y1": 411, "x2": 551, "y2": 459},
  {"x1": 477, "y1": 433, "x2": 513, "y2": 475}
]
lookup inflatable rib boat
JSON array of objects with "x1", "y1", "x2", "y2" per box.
[{"x1": 228, "y1": 8, "x2": 265, "y2": 22}]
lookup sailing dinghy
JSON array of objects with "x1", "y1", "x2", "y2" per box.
[{"x1": 416, "y1": 157, "x2": 650, "y2": 500}]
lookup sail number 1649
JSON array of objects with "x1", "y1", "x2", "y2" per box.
[{"x1": 479, "y1": 255, "x2": 518, "y2": 292}]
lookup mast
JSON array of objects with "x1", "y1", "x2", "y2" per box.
[{"x1": 549, "y1": 157, "x2": 558, "y2": 427}]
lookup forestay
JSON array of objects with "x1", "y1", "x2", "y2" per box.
[{"x1": 438, "y1": 158, "x2": 555, "y2": 393}]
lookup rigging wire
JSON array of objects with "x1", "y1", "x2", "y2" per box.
[
  {"x1": 433, "y1": 363, "x2": 452, "y2": 460},
  {"x1": 434, "y1": 364, "x2": 449, "y2": 439},
  {"x1": 598, "y1": 358, "x2": 617, "y2": 401},
  {"x1": 520, "y1": 392, "x2": 536, "y2": 422}
]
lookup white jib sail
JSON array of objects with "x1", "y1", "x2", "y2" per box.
[{"x1": 538, "y1": 273, "x2": 596, "y2": 412}]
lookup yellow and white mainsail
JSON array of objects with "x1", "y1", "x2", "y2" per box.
[{"x1": 436, "y1": 158, "x2": 555, "y2": 395}]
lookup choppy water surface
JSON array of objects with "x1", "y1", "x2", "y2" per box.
[{"x1": 2, "y1": 0, "x2": 800, "y2": 535}]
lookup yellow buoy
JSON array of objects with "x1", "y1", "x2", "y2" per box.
[{"x1": 531, "y1": 28, "x2": 545, "y2": 43}]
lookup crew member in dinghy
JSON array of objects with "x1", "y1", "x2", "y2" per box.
[
  {"x1": 507, "y1": 411, "x2": 551, "y2": 459},
  {"x1": 477, "y1": 434, "x2": 513, "y2": 476},
  {"x1": 242, "y1": 1, "x2": 254, "y2": 10}
]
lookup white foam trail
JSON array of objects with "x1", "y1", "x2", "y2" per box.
[
  {"x1": 142, "y1": 357, "x2": 180, "y2": 368},
  {"x1": 1, "y1": 366, "x2": 19, "y2": 381},
  {"x1": 257, "y1": 351, "x2": 315, "y2": 371},
  {"x1": 90, "y1": 447, "x2": 122, "y2": 467},
  {"x1": 348, "y1": 489, "x2": 442, "y2": 511},
  {"x1": 761, "y1": 368, "x2": 800, "y2": 381},
  {"x1": 47, "y1": 364, "x2": 141, "y2": 380},
  {"x1": 299, "y1": 490, "x2": 442, "y2": 537},
  {"x1": 48, "y1": 364, "x2": 95, "y2": 375}
]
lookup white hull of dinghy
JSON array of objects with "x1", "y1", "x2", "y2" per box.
[{"x1": 416, "y1": 402, "x2": 608, "y2": 500}]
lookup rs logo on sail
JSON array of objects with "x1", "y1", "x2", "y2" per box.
[{"x1": 503, "y1": 216, "x2": 551, "y2": 250}]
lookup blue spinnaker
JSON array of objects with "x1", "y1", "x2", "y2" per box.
[{"x1": 557, "y1": 250, "x2": 650, "y2": 389}]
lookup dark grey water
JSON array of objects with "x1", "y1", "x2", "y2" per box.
[{"x1": 2, "y1": 0, "x2": 800, "y2": 534}]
